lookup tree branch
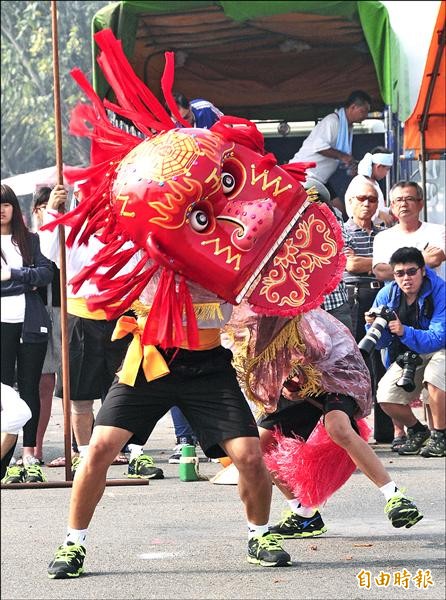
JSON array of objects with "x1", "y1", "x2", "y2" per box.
[{"x1": 1, "y1": 16, "x2": 47, "y2": 96}]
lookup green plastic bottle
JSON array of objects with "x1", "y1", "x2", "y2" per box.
[{"x1": 179, "y1": 444, "x2": 199, "y2": 481}]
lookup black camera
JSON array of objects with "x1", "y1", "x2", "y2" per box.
[
  {"x1": 358, "y1": 306, "x2": 397, "y2": 354},
  {"x1": 395, "y1": 351, "x2": 423, "y2": 392}
]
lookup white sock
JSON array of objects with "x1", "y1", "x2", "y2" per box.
[
  {"x1": 287, "y1": 499, "x2": 315, "y2": 518},
  {"x1": 128, "y1": 444, "x2": 144, "y2": 461},
  {"x1": 247, "y1": 522, "x2": 269, "y2": 540},
  {"x1": 77, "y1": 445, "x2": 89, "y2": 458},
  {"x1": 380, "y1": 481, "x2": 399, "y2": 502},
  {"x1": 64, "y1": 528, "x2": 88, "y2": 547}
]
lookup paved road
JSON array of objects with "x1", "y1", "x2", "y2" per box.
[{"x1": 1, "y1": 401, "x2": 445, "y2": 600}]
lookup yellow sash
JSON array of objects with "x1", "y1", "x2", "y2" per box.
[
  {"x1": 67, "y1": 297, "x2": 108, "y2": 320},
  {"x1": 112, "y1": 315, "x2": 221, "y2": 387}
]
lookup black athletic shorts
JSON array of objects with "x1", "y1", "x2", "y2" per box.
[
  {"x1": 95, "y1": 345, "x2": 259, "y2": 458},
  {"x1": 56, "y1": 315, "x2": 132, "y2": 402},
  {"x1": 257, "y1": 393, "x2": 359, "y2": 440}
]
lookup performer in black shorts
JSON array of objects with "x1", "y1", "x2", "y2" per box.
[
  {"x1": 231, "y1": 307, "x2": 424, "y2": 539},
  {"x1": 48, "y1": 286, "x2": 292, "y2": 578},
  {"x1": 258, "y1": 389, "x2": 358, "y2": 539}
]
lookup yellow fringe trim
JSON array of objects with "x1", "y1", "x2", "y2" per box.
[
  {"x1": 131, "y1": 300, "x2": 224, "y2": 322},
  {"x1": 306, "y1": 187, "x2": 320, "y2": 203},
  {"x1": 243, "y1": 316, "x2": 323, "y2": 409},
  {"x1": 223, "y1": 325, "x2": 250, "y2": 394},
  {"x1": 251, "y1": 317, "x2": 306, "y2": 364},
  {"x1": 288, "y1": 361, "x2": 323, "y2": 398}
]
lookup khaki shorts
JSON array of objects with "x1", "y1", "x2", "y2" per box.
[{"x1": 377, "y1": 349, "x2": 445, "y2": 405}]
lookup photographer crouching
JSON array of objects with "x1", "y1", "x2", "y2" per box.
[{"x1": 362, "y1": 247, "x2": 445, "y2": 457}]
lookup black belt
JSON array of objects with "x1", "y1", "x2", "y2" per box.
[{"x1": 346, "y1": 280, "x2": 383, "y2": 290}]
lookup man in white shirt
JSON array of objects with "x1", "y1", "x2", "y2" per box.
[
  {"x1": 373, "y1": 181, "x2": 445, "y2": 281},
  {"x1": 289, "y1": 90, "x2": 371, "y2": 191}
]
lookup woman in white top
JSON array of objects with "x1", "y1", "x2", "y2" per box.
[{"x1": 1, "y1": 184, "x2": 53, "y2": 483}]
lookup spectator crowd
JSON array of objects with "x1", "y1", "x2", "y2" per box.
[
  {"x1": 1, "y1": 90, "x2": 444, "y2": 580},
  {"x1": 2, "y1": 90, "x2": 444, "y2": 484}
]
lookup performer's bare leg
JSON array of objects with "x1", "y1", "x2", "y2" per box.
[
  {"x1": 68, "y1": 426, "x2": 132, "y2": 529},
  {"x1": 71, "y1": 401, "x2": 95, "y2": 448},
  {"x1": 257, "y1": 425, "x2": 327, "y2": 540},
  {"x1": 258, "y1": 427, "x2": 294, "y2": 500},
  {"x1": 34, "y1": 373, "x2": 55, "y2": 461},
  {"x1": 324, "y1": 411, "x2": 390, "y2": 487},
  {"x1": 221, "y1": 436, "x2": 272, "y2": 525}
]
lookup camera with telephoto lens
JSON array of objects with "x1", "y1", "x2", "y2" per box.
[
  {"x1": 358, "y1": 306, "x2": 397, "y2": 354},
  {"x1": 395, "y1": 351, "x2": 423, "y2": 392}
]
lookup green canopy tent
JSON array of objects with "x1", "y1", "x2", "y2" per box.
[{"x1": 91, "y1": 0, "x2": 402, "y2": 122}]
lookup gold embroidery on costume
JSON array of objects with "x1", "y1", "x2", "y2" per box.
[
  {"x1": 258, "y1": 214, "x2": 337, "y2": 308},
  {"x1": 131, "y1": 300, "x2": 223, "y2": 322},
  {"x1": 243, "y1": 317, "x2": 323, "y2": 410}
]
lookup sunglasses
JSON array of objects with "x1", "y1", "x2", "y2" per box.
[
  {"x1": 393, "y1": 267, "x2": 421, "y2": 278},
  {"x1": 392, "y1": 195, "x2": 420, "y2": 204},
  {"x1": 353, "y1": 195, "x2": 378, "y2": 204}
]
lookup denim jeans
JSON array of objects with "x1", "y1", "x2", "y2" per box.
[{"x1": 170, "y1": 406, "x2": 196, "y2": 443}]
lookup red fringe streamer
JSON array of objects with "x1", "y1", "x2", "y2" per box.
[
  {"x1": 256, "y1": 153, "x2": 278, "y2": 173},
  {"x1": 94, "y1": 30, "x2": 174, "y2": 134},
  {"x1": 178, "y1": 276, "x2": 199, "y2": 348},
  {"x1": 142, "y1": 269, "x2": 183, "y2": 348},
  {"x1": 68, "y1": 238, "x2": 125, "y2": 292},
  {"x1": 102, "y1": 99, "x2": 164, "y2": 134},
  {"x1": 86, "y1": 263, "x2": 158, "y2": 320},
  {"x1": 40, "y1": 65, "x2": 142, "y2": 249},
  {"x1": 139, "y1": 269, "x2": 200, "y2": 350},
  {"x1": 211, "y1": 116, "x2": 265, "y2": 154},
  {"x1": 281, "y1": 162, "x2": 317, "y2": 183},
  {"x1": 161, "y1": 51, "x2": 191, "y2": 128},
  {"x1": 264, "y1": 418, "x2": 371, "y2": 506},
  {"x1": 69, "y1": 69, "x2": 141, "y2": 153}
]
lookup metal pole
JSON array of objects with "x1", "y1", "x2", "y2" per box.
[
  {"x1": 1, "y1": 479, "x2": 149, "y2": 490},
  {"x1": 420, "y1": 132, "x2": 428, "y2": 222},
  {"x1": 418, "y1": 23, "x2": 444, "y2": 223},
  {"x1": 383, "y1": 106, "x2": 392, "y2": 199}
]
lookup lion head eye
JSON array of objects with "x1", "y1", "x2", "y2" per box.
[
  {"x1": 189, "y1": 209, "x2": 209, "y2": 232},
  {"x1": 221, "y1": 172, "x2": 236, "y2": 194}
]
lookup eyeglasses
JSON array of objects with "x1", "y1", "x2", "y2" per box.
[
  {"x1": 393, "y1": 267, "x2": 421, "y2": 278},
  {"x1": 392, "y1": 195, "x2": 420, "y2": 204},
  {"x1": 353, "y1": 195, "x2": 378, "y2": 204}
]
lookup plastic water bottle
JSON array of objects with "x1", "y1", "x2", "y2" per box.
[{"x1": 179, "y1": 444, "x2": 199, "y2": 481}]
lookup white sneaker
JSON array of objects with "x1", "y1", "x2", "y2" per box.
[
  {"x1": 23, "y1": 456, "x2": 40, "y2": 467},
  {"x1": 168, "y1": 444, "x2": 186, "y2": 464}
]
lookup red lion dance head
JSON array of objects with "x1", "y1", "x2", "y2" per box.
[{"x1": 46, "y1": 30, "x2": 345, "y2": 348}]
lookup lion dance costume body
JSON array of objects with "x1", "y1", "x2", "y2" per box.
[{"x1": 44, "y1": 30, "x2": 365, "y2": 499}]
